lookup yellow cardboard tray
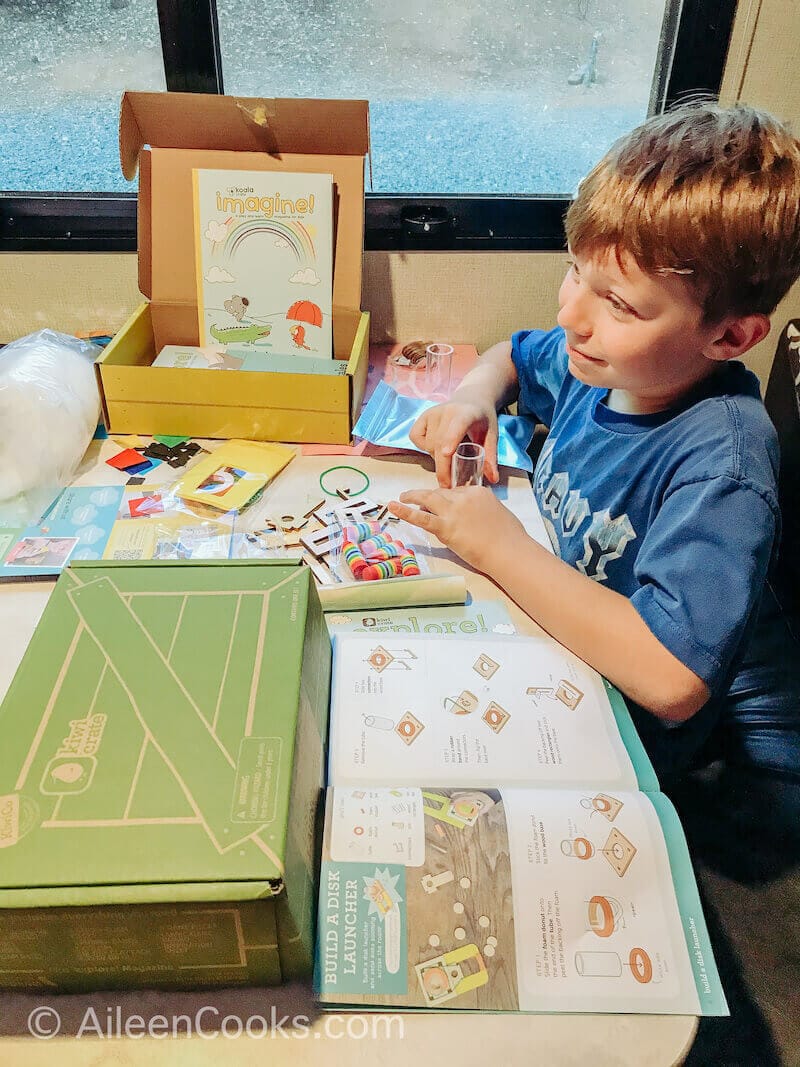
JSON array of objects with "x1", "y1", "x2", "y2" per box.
[{"x1": 97, "y1": 302, "x2": 370, "y2": 443}]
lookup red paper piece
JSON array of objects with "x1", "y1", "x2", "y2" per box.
[
  {"x1": 106, "y1": 448, "x2": 145, "y2": 471},
  {"x1": 128, "y1": 494, "x2": 164, "y2": 518}
]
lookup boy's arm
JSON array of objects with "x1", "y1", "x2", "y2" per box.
[
  {"x1": 389, "y1": 487, "x2": 709, "y2": 722},
  {"x1": 451, "y1": 340, "x2": 519, "y2": 407},
  {"x1": 488, "y1": 525, "x2": 710, "y2": 722},
  {"x1": 410, "y1": 341, "x2": 519, "y2": 486}
]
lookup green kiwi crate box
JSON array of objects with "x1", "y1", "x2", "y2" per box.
[{"x1": 0, "y1": 560, "x2": 331, "y2": 991}]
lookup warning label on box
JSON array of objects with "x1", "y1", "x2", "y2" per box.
[{"x1": 231, "y1": 737, "x2": 282, "y2": 824}]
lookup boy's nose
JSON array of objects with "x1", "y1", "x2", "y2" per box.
[{"x1": 557, "y1": 292, "x2": 591, "y2": 339}]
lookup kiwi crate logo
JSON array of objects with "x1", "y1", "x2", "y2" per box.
[
  {"x1": 0, "y1": 794, "x2": 20, "y2": 847},
  {"x1": 0, "y1": 793, "x2": 41, "y2": 848},
  {"x1": 40, "y1": 712, "x2": 107, "y2": 796}
]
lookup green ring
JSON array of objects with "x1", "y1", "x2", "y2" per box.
[{"x1": 319, "y1": 465, "x2": 371, "y2": 497}]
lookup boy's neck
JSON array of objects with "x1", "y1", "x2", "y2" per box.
[
  {"x1": 606, "y1": 365, "x2": 726, "y2": 416},
  {"x1": 605, "y1": 390, "x2": 669, "y2": 415}
]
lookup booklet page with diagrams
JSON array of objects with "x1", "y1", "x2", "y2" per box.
[{"x1": 316, "y1": 633, "x2": 727, "y2": 1016}]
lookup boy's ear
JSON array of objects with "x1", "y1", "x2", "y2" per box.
[{"x1": 704, "y1": 314, "x2": 771, "y2": 362}]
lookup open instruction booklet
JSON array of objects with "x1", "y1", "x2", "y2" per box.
[{"x1": 316, "y1": 633, "x2": 727, "y2": 1016}]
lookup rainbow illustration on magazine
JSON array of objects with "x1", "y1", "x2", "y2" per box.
[{"x1": 192, "y1": 168, "x2": 334, "y2": 362}]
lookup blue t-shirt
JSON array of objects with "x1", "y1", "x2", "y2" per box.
[{"x1": 511, "y1": 326, "x2": 782, "y2": 775}]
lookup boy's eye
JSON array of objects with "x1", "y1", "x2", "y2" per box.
[{"x1": 607, "y1": 294, "x2": 632, "y2": 315}]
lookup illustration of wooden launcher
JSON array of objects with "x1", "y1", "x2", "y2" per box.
[{"x1": 416, "y1": 944, "x2": 489, "y2": 1005}]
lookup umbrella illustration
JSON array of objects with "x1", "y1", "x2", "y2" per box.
[{"x1": 286, "y1": 300, "x2": 323, "y2": 327}]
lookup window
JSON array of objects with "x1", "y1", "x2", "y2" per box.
[
  {"x1": 1, "y1": 0, "x2": 165, "y2": 192},
  {"x1": 0, "y1": 0, "x2": 737, "y2": 251},
  {"x1": 219, "y1": 0, "x2": 663, "y2": 196},
  {"x1": 0, "y1": 0, "x2": 165, "y2": 249}
]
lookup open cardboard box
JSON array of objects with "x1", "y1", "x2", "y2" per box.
[{"x1": 97, "y1": 92, "x2": 371, "y2": 444}]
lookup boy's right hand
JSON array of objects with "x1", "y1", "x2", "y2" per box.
[{"x1": 409, "y1": 395, "x2": 499, "y2": 487}]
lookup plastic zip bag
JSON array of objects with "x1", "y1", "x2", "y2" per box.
[{"x1": 352, "y1": 380, "x2": 535, "y2": 473}]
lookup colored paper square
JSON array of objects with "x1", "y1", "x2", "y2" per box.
[
  {"x1": 144, "y1": 443, "x2": 171, "y2": 460},
  {"x1": 124, "y1": 460, "x2": 153, "y2": 476},
  {"x1": 112, "y1": 435, "x2": 145, "y2": 448},
  {"x1": 154, "y1": 435, "x2": 191, "y2": 447},
  {"x1": 128, "y1": 494, "x2": 164, "y2": 518},
  {"x1": 106, "y1": 448, "x2": 144, "y2": 470}
]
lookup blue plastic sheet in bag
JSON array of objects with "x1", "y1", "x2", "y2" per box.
[{"x1": 353, "y1": 380, "x2": 535, "y2": 473}]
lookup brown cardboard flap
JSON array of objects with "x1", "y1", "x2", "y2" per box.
[
  {"x1": 120, "y1": 92, "x2": 369, "y2": 182},
  {"x1": 137, "y1": 151, "x2": 152, "y2": 299}
]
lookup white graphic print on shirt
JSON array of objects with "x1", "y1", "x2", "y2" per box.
[{"x1": 533, "y1": 439, "x2": 637, "y2": 583}]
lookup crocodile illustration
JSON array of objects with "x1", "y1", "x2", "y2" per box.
[{"x1": 210, "y1": 322, "x2": 272, "y2": 345}]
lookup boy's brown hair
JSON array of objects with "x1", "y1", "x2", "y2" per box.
[{"x1": 565, "y1": 102, "x2": 800, "y2": 321}]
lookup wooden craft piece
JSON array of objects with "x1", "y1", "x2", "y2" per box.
[
  {"x1": 279, "y1": 514, "x2": 309, "y2": 532},
  {"x1": 302, "y1": 552, "x2": 337, "y2": 585},
  {"x1": 300, "y1": 527, "x2": 339, "y2": 558},
  {"x1": 304, "y1": 499, "x2": 326, "y2": 519}
]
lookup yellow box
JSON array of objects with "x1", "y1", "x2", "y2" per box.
[{"x1": 97, "y1": 91, "x2": 371, "y2": 444}]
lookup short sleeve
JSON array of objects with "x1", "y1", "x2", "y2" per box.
[
  {"x1": 630, "y1": 475, "x2": 779, "y2": 694},
  {"x1": 510, "y1": 327, "x2": 570, "y2": 427}
]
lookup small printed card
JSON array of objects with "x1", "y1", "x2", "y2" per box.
[
  {"x1": 193, "y1": 169, "x2": 334, "y2": 361},
  {"x1": 152, "y1": 345, "x2": 238, "y2": 370}
]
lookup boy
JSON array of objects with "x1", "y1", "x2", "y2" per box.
[{"x1": 389, "y1": 103, "x2": 800, "y2": 798}]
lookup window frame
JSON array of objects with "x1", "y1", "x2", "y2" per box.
[{"x1": 0, "y1": 0, "x2": 737, "y2": 254}]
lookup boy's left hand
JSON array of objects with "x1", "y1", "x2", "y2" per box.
[{"x1": 388, "y1": 486, "x2": 526, "y2": 572}]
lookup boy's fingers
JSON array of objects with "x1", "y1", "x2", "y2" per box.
[
  {"x1": 388, "y1": 499, "x2": 439, "y2": 534},
  {"x1": 397, "y1": 490, "x2": 439, "y2": 510},
  {"x1": 408, "y1": 411, "x2": 430, "y2": 451},
  {"x1": 484, "y1": 425, "x2": 500, "y2": 483},
  {"x1": 442, "y1": 419, "x2": 473, "y2": 458},
  {"x1": 435, "y1": 420, "x2": 475, "y2": 487},
  {"x1": 434, "y1": 448, "x2": 453, "y2": 487}
]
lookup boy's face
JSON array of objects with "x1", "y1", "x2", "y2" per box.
[{"x1": 557, "y1": 247, "x2": 722, "y2": 414}]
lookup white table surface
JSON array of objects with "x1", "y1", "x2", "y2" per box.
[{"x1": 0, "y1": 438, "x2": 697, "y2": 1066}]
